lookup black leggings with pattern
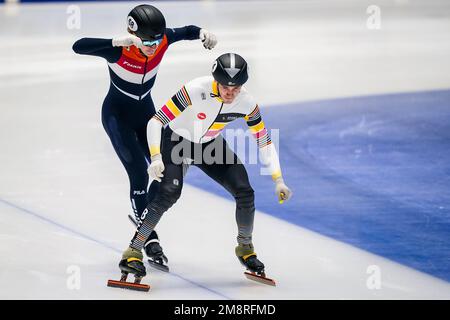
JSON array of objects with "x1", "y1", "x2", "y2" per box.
[{"x1": 131, "y1": 128, "x2": 255, "y2": 249}]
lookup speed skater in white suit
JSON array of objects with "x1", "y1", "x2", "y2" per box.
[{"x1": 114, "y1": 53, "x2": 292, "y2": 287}]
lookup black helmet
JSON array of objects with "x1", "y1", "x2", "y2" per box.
[
  {"x1": 212, "y1": 53, "x2": 249, "y2": 86},
  {"x1": 127, "y1": 4, "x2": 166, "y2": 40}
]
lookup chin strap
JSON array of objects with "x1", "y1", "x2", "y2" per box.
[{"x1": 210, "y1": 92, "x2": 224, "y2": 103}]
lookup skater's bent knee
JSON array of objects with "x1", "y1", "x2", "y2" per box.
[
  {"x1": 154, "y1": 182, "x2": 182, "y2": 208},
  {"x1": 235, "y1": 188, "x2": 255, "y2": 208},
  {"x1": 160, "y1": 181, "x2": 182, "y2": 199}
]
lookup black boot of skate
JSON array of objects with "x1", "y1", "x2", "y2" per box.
[
  {"x1": 107, "y1": 247, "x2": 150, "y2": 292},
  {"x1": 239, "y1": 255, "x2": 265, "y2": 274},
  {"x1": 144, "y1": 234, "x2": 169, "y2": 272},
  {"x1": 235, "y1": 243, "x2": 276, "y2": 286},
  {"x1": 235, "y1": 243, "x2": 265, "y2": 274},
  {"x1": 119, "y1": 247, "x2": 146, "y2": 277}
]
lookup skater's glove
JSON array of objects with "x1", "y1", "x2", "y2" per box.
[
  {"x1": 112, "y1": 35, "x2": 143, "y2": 48},
  {"x1": 199, "y1": 29, "x2": 217, "y2": 50},
  {"x1": 274, "y1": 177, "x2": 292, "y2": 204},
  {"x1": 148, "y1": 154, "x2": 165, "y2": 182}
]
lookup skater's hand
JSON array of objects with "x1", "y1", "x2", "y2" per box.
[
  {"x1": 148, "y1": 154, "x2": 165, "y2": 182},
  {"x1": 112, "y1": 35, "x2": 143, "y2": 48},
  {"x1": 199, "y1": 29, "x2": 217, "y2": 50},
  {"x1": 274, "y1": 177, "x2": 292, "y2": 204}
]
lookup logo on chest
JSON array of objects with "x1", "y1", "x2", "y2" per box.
[
  {"x1": 197, "y1": 112, "x2": 206, "y2": 120},
  {"x1": 122, "y1": 60, "x2": 142, "y2": 70},
  {"x1": 216, "y1": 113, "x2": 245, "y2": 122}
]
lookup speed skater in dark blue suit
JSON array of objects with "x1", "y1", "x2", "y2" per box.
[{"x1": 72, "y1": 4, "x2": 217, "y2": 269}]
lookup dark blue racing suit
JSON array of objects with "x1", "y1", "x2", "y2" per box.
[{"x1": 73, "y1": 26, "x2": 201, "y2": 242}]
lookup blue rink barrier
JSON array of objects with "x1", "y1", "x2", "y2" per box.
[{"x1": 186, "y1": 89, "x2": 450, "y2": 282}]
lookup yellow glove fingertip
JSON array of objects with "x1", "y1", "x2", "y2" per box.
[{"x1": 278, "y1": 192, "x2": 285, "y2": 204}]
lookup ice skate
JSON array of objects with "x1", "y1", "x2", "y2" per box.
[
  {"x1": 144, "y1": 238, "x2": 169, "y2": 272},
  {"x1": 128, "y1": 214, "x2": 170, "y2": 272},
  {"x1": 236, "y1": 243, "x2": 276, "y2": 286},
  {"x1": 107, "y1": 247, "x2": 150, "y2": 292}
]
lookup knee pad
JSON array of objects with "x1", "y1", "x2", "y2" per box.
[
  {"x1": 160, "y1": 180, "x2": 182, "y2": 202},
  {"x1": 149, "y1": 180, "x2": 182, "y2": 215}
]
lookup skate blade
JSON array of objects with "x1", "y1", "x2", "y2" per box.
[
  {"x1": 148, "y1": 259, "x2": 169, "y2": 272},
  {"x1": 107, "y1": 279, "x2": 150, "y2": 292},
  {"x1": 244, "y1": 272, "x2": 276, "y2": 286},
  {"x1": 128, "y1": 214, "x2": 138, "y2": 227}
]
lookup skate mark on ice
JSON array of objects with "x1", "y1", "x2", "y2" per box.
[{"x1": 0, "y1": 197, "x2": 232, "y2": 299}]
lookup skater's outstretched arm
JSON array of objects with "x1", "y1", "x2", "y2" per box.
[
  {"x1": 72, "y1": 38, "x2": 123, "y2": 63},
  {"x1": 146, "y1": 85, "x2": 193, "y2": 181},
  {"x1": 245, "y1": 105, "x2": 281, "y2": 179},
  {"x1": 165, "y1": 26, "x2": 217, "y2": 49},
  {"x1": 245, "y1": 105, "x2": 293, "y2": 202}
]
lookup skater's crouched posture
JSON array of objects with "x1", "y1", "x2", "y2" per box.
[{"x1": 119, "y1": 53, "x2": 292, "y2": 279}]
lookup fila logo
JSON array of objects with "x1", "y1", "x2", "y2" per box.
[
  {"x1": 197, "y1": 112, "x2": 206, "y2": 120},
  {"x1": 133, "y1": 190, "x2": 145, "y2": 195},
  {"x1": 123, "y1": 60, "x2": 142, "y2": 69}
]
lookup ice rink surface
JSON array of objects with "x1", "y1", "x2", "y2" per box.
[{"x1": 1, "y1": 0, "x2": 450, "y2": 299}]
